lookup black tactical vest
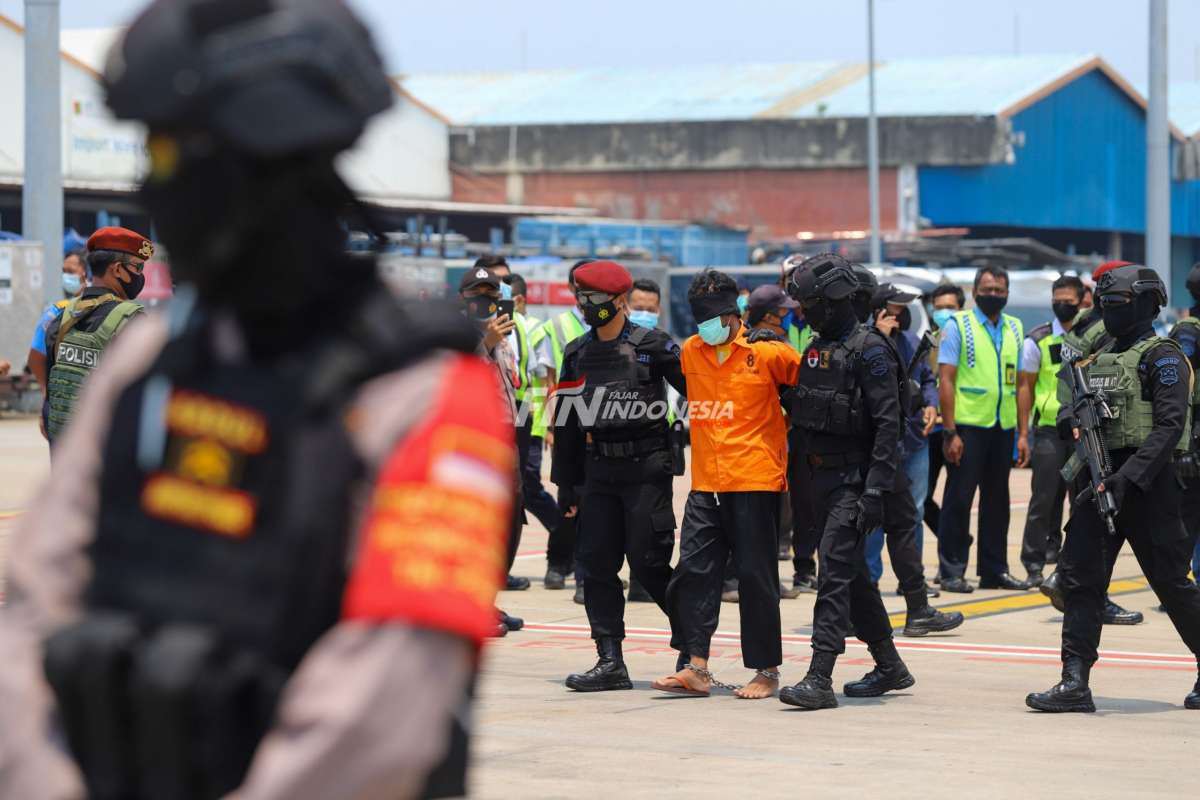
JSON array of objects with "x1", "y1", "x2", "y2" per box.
[
  {"x1": 792, "y1": 325, "x2": 899, "y2": 455},
  {"x1": 572, "y1": 324, "x2": 667, "y2": 441},
  {"x1": 43, "y1": 293, "x2": 480, "y2": 800}
]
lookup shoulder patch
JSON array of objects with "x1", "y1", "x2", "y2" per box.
[
  {"x1": 1028, "y1": 322, "x2": 1053, "y2": 342},
  {"x1": 863, "y1": 344, "x2": 891, "y2": 377}
]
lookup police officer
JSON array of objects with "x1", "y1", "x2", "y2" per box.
[
  {"x1": 1017, "y1": 275, "x2": 1086, "y2": 587},
  {"x1": 779, "y1": 254, "x2": 917, "y2": 710},
  {"x1": 554, "y1": 260, "x2": 686, "y2": 691},
  {"x1": 779, "y1": 256, "x2": 820, "y2": 594},
  {"x1": 1169, "y1": 263, "x2": 1200, "y2": 593},
  {"x1": 0, "y1": 3, "x2": 511, "y2": 797},
  {"x1": 533, "y1": 259, "x2": 592, "y2": 600},
  {"x1": 1027, "y1": 264, "x2": 1200, "y2": 712},
  {"x1": 852, "y1": 279, "x2": 963, "y2": 636},
  {"x1": 1039, "y1": 261, "x2": 1143, "y2": 625},
  {"x1": 43, "y1": 227, "x2": 150, "y2": 442}
]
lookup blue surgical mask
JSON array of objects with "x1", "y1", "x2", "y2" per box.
[
  {"x1": 499, "y1": 281, "x2": 513, "y2": 300},
  {"x1": 932, "y1": 308, "x2": 955, "y2": 329},
  {"x1": 62, "y1": 273, "x2": 82, "y2": 296},
  {"x1": 629, "y1": 309, "x2": 659, "y2": 329},
  {"x1": 697, "y1": 316, "x2": 730, "y2": 345}
]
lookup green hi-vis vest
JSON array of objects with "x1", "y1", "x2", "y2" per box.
[
  {"x1": 788, "y1": 324, "x2": 814, "y2": 354},
  {"x1": 1028, "y1": 322, "x2": 1064, "y2": 427},
  {"x1": 1171, "y1": 317, "x2": 1200, "y2": 412},
  {"x1": 1084, "y1": 337, "x2": 1192, "y2": 451},
  {"x1": 530, "y1": 311, "x2": 585, "y2": 438},
  {"x1": 952, "y1": 309, "x2": 1023, "y2": 430},
  {"x1": 46, "y1": 295, "x2": 143, "y2": 438},
  {"x1": 513, "y1": 312, "x2": 532, "y2": 402}
]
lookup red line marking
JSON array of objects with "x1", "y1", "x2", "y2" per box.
[{"x1": 517, "y1": 622, "x2": 1197, "y2": 666}]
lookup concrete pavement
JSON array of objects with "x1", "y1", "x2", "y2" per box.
[{"x1": 1, "y1": 415, "x2": 1196, "y2": 798}]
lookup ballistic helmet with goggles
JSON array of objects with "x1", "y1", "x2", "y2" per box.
[
  {"x1": 850, "y1": 263, "x2": 878, "y2": 297},
  {"x1": 1095, "y1": 265, "x2": 1167, "y2": 307},
  {"x1": 787, "y1": 253, "x2": 859, "y2": 304},
  {"x1": 105, "y1": 0, "x2": 394, "y2": 159}
]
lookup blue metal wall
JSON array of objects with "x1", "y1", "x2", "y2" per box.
[
  {"x1": 513, "y1": 218, "x2": 748, "y2": 266},
  {"x1": 919, "y1": 69, "x2": 1200, "y2": 237}
]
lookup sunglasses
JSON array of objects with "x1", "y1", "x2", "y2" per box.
[{"x1": 576, "y1": 290, "x2": 615, "y2": 305}]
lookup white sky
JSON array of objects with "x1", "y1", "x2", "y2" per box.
[{"x1": 0, "y1": 0, "x2": 1197, "y2": 85}]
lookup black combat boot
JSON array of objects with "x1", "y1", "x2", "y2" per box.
[
  {"x1": 1040, "y1": 570, "x2": 1065, "y2": 612},
  {"x1": 779, "y1": 651, "x2": 838, "y2": 709},
  {"x1": 843, "y1": 639, "x2": 916, "y2": 697},
  {"x1": 902, "y1": 590, "x2": 965, "y2": 637},
  {"x1": 1102, "y1": 598, "x2": 1143, "y2": 625},
  {"x1": 1186, "y1": 666, "x2": 1200, "y2": 710},
  {"x1": 565, "y1": 638, "x2": 633, "y2": 692},
  {"x1": 1025, "y1": 658, "x2": 1095, "y2": 712}
]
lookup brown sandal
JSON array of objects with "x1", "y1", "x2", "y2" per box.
[{"x1": 651, "y1": 668, "x2": 711, "y2": 697}]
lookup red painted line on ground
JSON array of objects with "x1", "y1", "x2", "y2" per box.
[{"x1": 517, "y1": 622, "x2": 1197, "y2": 667}]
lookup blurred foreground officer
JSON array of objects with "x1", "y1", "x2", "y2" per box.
[
  {"x1": 0, "y1": 3, "x2": 513, "y2": 798},
  {"x1": 779, "y1": 255, "x2": 916, "y2": 710},
  {"x1": 1170, "y1": 264, "x2": 1200, "y2": 586},
  {"x1": 652, "y1": 269, "x2": 800, "y2": 699},
  {"x1": 43, "y1": 228, "x2": 150, "y2": 442},
  {"x1": 554, "y1": 260, "x2": 686, "y2": 691},
  {"x1": 1027, "y1": 265, "x2": 1200, "y2": 712}
]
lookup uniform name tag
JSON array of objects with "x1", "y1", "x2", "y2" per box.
[
  {"x1": 56, "y1": 342, "x2": 100, "y2": 369},
  {"x1": 1089, "y1": 374, "x2": 1119, "y2": 391}
]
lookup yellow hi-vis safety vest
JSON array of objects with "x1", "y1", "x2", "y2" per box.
[
  {"x1": 952, "y1": 309, "x2": 1022, "y2": 430},
  {"x1": 1028, "y1": 322, "x2": 1064, "y2": 428}
]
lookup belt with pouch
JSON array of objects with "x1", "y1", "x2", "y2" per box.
[
  {"x1": 590, "y1": 435, "x2": 669, "y2": 459},
  {"x1": 807, "y1": 451, "x2": 866, "y2": 470}
]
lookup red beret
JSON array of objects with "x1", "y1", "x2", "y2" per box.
[
  {"x1": 1092, "y1": 260, "x2": 1133, "y2": 281},
  {"x1": 573, "y1": 260, "x2": 632, "y2": 295},
  {"x1": 87, "y1": 226, "x2": 154, "y2": 260}
]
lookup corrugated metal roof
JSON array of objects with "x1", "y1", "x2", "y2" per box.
[{"x1": 401, "y1": 54, "x2": 1097, "y2": 126}]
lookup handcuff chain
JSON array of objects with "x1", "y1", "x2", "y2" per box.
[{"x1": 683, "y1": 663, "x2": 780, "y2": 691}]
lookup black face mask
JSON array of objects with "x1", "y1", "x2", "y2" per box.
[
  {"x1": 119, "y1": 267, "x2": 145, "y2": 300},
  {"x1": 975, "y1": 294, "x2": 1007, "y2": 317},
  {"x1": 464, "y1": 295, "x2": 498, "y2": 321},
  {"x1": 1052, "y1": 302, "x2": 1079, "y2": 323},
  {"x1": 581, "y1": 299, "x2": 620, "y2": 328},
  {"x1": 805, "y1": 298, "x2": 855, "y2": 335},
  {"x1": 897, "y1": 307, "x2": 912, "y2": 332},
  {"x1": 1100, "y1": 301, "x2": 1142, "y2": 339}
]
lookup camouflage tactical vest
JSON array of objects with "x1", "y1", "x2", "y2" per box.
[
  {"x1": 46, "y1": 295, "x2": 143, "y2": 438},
  {"x1": 1084, "y1": 337, "x2": 1191, "y2": 451}
]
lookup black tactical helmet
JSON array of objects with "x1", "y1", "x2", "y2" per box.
[
  {"x1": 1095, "y1": 264, "x2": 1168, "y2": 307},
  {"x1": 787, "y1": 253, "x2": 859, "y2": 304},
  {"x1": 850, "y1": 263, "x2": 878, "y2": 297},
  {"x1": 1187, "y1": 262, "x2": 1200, "y2": 303},
  {"x1": 105, "y1": 0, "x2": 394, "y2": 158}
]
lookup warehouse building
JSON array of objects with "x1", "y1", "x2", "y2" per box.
[{"x1": 405, "y1": 54, "x2": 1200, "y2": 297}]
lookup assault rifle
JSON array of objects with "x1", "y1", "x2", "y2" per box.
[
  {"x1": 908, "y1": 329, "x2": 938, "y2": 375},
  {"x1": 1062, "y1": 363, "x2": 1119, "y2": 535}
]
